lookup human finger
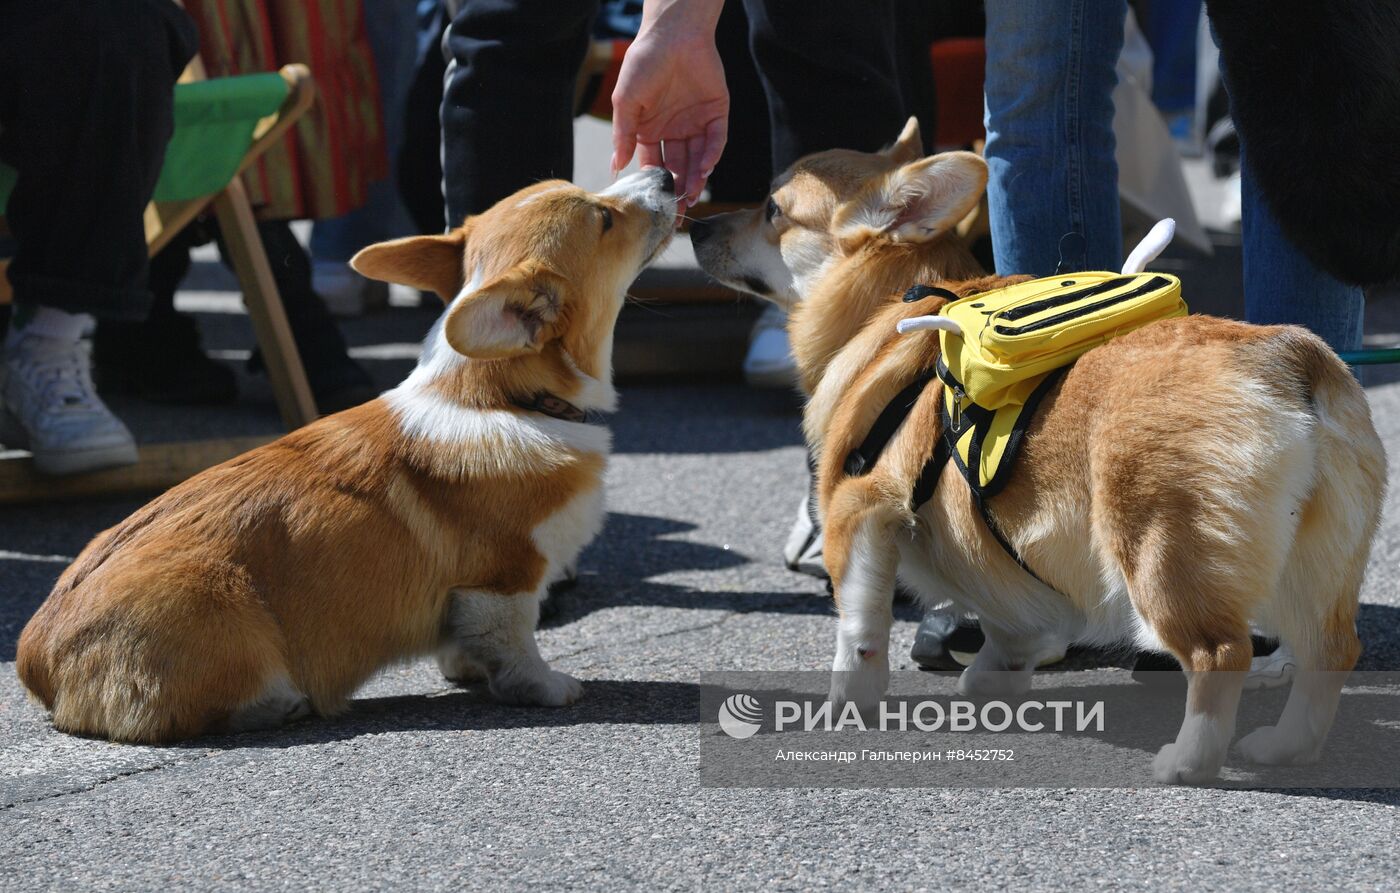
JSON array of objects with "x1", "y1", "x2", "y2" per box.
[
  {"x1": 664, "y1": 138, "x2": 691, "y2": 203},
  {"x1": 637, "y1": 141, "x2": 664, "y2": 171},
  {"x1": 697, "y1": 116, "x2": 728, "y2": 184},
  {"x1": 610, "y1": 102, "x2": 639, "y2": 176},
  {"x1": 685, "y1": 134, "x2": 709, "y2": 208}
]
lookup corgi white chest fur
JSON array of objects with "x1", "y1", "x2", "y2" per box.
[
  {"x1": 385, "y1": 309, "x2": 617, "y2": 470},
  {"x1": 384, "y1": 282, "x2": 617, "y2": 591}
]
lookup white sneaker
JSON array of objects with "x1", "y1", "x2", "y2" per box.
[
  {"x1": 743, "y1": 303, "x2": 799, "y2": 389},
  {"x1": 313, "y1": 259, "x2": 389, "y2": 318},
  {"x1": 1, "y1": 334, "x2": 138, "y2": 475},
  {"x1": 1219, "y1": 171, "x2": 1243, "y2": 231},
  {"x1": 1244, "y1": 643, "x2": 1298, "y2": 690}
]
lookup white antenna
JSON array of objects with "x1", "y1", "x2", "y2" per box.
[
  {"x1": 896, "y1": 315, "x2": 963, "y2": 337},
  {"x1": 1122, "y1": 218, "x2": 1176, "y2": 274}
]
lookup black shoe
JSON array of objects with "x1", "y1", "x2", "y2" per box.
[
  {"x1": 539, "y1": 568, "x2": 578, "y2": 623},
  {"x1": 910, "y1": 612, "x2": 1073, "y2": 671},
  {"x1": 94, "y1": 225, "x2": 238, "y2": 405},
  {"x1": 247, "y1": 327, "x2": 377, "y2": 412},
  {"x1": 910, "y1": 612, "x2": 986, "y2": 671},
  {"x1": 231, "y1": 220, "x2": 379, "y2": 415},
  {"x1": 1130, "y1": 634, "x2": 1280, "y2": 686},
  {"x1": 318, "y1": 384, "x2": 381, "y2": 415},
  {"x1": 249, "y1": 344, "x2": 377, "y2": 415},
  {"x1": 1129, "y1": 649, "x2": 1186, "y2": 687},
  {"x1": 95, "y1": 312, "x2": 238, "y2": 405}
]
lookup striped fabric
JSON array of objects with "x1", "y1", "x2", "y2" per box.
[{"x1": 182, "y1": 0, "x2": 388, "y2": 220}]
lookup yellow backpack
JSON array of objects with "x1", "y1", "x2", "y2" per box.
[
  {"x1": 940, "y1": 272, "x2": 1185, "y2": 408},
  {"x1": 898, "y1": 270, "x2": 1186, "y2": 497}
]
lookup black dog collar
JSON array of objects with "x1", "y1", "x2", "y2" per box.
[{"x1": 512, "y1": 392, "x2": 599, "y2": 424}]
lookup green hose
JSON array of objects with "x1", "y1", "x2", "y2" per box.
[{"x1": 1338, "y1": 348, "x2": 1400, "y2": 366}]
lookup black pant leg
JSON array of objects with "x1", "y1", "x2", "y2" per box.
[
  {"x1": 217, "y1": 220, "x2": 372, "y2": 398},
  {"x1": 895, "y1": 0, "x2": 939, "y2": 152},
  {"x1": 0, "y1": 0, "x2": 197, "y2": 319},
  {"x1": 440, "y1": 0, "x2": 599, "y2": 226},
  {"x1": 739, "y1": 0, "x2": 906, "y2": 172},
  {"x1": 400, "y1": 3, "x2": 450, "y2": 235},
  {"x1": 705, "y1": 1, "x2": 773, "y2": 202}
]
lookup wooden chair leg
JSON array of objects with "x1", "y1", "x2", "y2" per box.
[
  {"x1": 211, "y1": 177, "x2": 318, "y2": 429},
  {"x1": 0, "y1": 437, "x2": 276, "y2": 505}
]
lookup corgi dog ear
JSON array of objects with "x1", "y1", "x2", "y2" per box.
[
  {"x1": 443, "y1": 261, "x2": 567, "y2": 360},
  {"x1": 834, "y1": 150, "x2": 987, "y2": 250},
  {"x1": 350, "y1": 228, "x2": 468, "y2": 303},
  {"x1": 884, "y1": 116, "x2": 924, "y2": 165}
]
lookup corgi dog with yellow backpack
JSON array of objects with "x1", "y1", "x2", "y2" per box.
[{"x1": 690, "y1": 124, "x2": 1386, "y2": 784}]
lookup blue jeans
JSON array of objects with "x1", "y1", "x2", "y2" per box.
[
  {"x1": 983, "y1": 0, "x2": 1127, "y2": 277},
  {"x1": 1141, "y1": 0, "x2": 1200, "y2": 115},
  {"x1": 985, "y1": 0, "x2": 1365, "y2": 353},
  {"x1": 1240, "y1": 158, "x2": 1365, "y2": 352}
]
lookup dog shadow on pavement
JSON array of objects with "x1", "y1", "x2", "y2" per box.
[
  {"x1": 540, "y1": 511, "x2": 853, "y2": 628},
  {"x1": 193, "y1": 677, "x2": 704, "y2": 748}
]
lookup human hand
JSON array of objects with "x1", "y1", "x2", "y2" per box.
[{"x1": 610, "y1": 13, "x2": 728, "y2": 208}]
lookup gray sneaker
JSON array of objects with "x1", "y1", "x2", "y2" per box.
[
  {"x1": 2, "y1": 333, "x2": 138, "y2": 475},
  {"x1": 744, "y1": 302, "x2": 799, "y2": 390},
  {"x1": 782, "y1": 493, "x2": 827, "y2": 578}
]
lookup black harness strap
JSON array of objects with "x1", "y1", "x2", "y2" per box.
[
  {"x1": 910, "y1": 432, "x2": 951, "y2": 509},
  {"x1": 970, "y1": 487, "x2": 1049, "y2": 585},
  {"x1": 902, "y1": 283, "x2": 961, "y2": 304},
  {"x1": 930, "y1": 360, "x2": 1064, "y2": 588},
  {"x1": 843, "y1": 369, "x2": 938, "y2": 477},
  {"x1": 936, "y1": 358, "x2": 1067, "y2": 502},
  {"x1": 841, "y1": 285, "x2": 962, "y2": 478},
  {"x1": 914, "y1": 422, "x2": 1056, "y2": 589}
]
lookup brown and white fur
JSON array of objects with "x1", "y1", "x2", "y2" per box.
[
  {"x1": 15, "y1": 168, "x2": 677, "y2": 743},
  {"x1": 692, "y1": 119, "x2": 1386, "y2": 784}
]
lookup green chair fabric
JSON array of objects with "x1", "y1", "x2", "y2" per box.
[
  {"x1": 153, "y1": 73, "x2": 288, "y2": 202},
  {"x1": 0, "y1": 72, "x2": 288, "y2": 214}
]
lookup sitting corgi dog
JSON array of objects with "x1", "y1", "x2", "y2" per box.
[
  {"x1": 692, "y1": 120, "x2": 1386, "y2": 784},
  {"x1": 16, "y1": 169, "x2": 677, "y2": 743}
]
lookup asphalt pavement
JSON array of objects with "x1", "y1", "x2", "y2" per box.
[{"x1": 2, "y1": 257, "x2": 1399, "y2": 890}]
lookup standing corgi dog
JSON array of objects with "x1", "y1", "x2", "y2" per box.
[
  {"x1": 692, "y1": 119, "x2": 1386, "y2": 784},
  {"x1": 16, "y1": 168, "x2": 677, "y2": 743}
]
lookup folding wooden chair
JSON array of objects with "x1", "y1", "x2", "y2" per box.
[{"x1": 0, "y1": 64, "x2": 319, "y2": 502}]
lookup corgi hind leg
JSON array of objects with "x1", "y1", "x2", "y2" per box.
[
  {"x1": 1235, "y1": 643, "x2": 1358, "y2": 766},
  {"x1": 1150, "y1": 638, "x2": 1251, "y2": 785},
  {"x1": 1238, "y1": 413, "x2": 1380, "y2": 766},
  {"x1": 1127, "y1": 548, "x2": 1255, "y2": 784},
  {"x1": 36, "y1": 561, "x2": 293, "y2": 743},
  {"x1": 1238, "y1": 329, "x2": 1386, "y2": 765},
  {"x1": 1238, "y1": 558, "x2": 1366, "y2": 766},
  {"x1": 444, "y1": 589, "x2": 582, "y2": 707}
]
